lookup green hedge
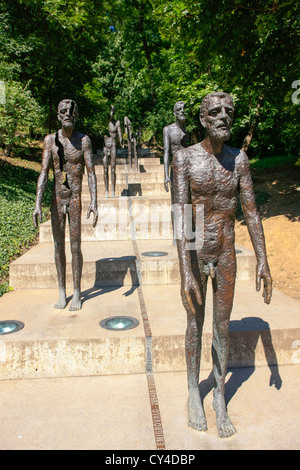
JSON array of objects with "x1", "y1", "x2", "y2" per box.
[{"x1": 0, "y1": 160, "x2": 51, "y2": 296}]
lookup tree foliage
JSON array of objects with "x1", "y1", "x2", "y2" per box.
[{"x1": 0, "y1": 0, "x2": 298, "y2": 156}]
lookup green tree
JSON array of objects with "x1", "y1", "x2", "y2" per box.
[
  {"x1": 152, "y1": 0, "x2": 300, "y2": 156},
  {"x1": 0, "y1": 80, "x2": 44, "y2": 155}
]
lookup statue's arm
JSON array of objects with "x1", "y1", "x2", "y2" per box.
[
  {"x1": 238, "y1": 150, "x2": 272, "y2": 303},
  {"x1": 83, "y1": 135, "x2": 98, "y2": 227},
  {"x1": 173, "y1": 149, "x2": 202, "y2": 313},
  {"x1": 33, "y1": 135, "x2": 52, "y2": 228},
  {"x1": 163, "y1": 126, "x2": 171, "y2": 192},
  {"x1": 117, "y1": 121, "x2": 124, "y2": 148}
]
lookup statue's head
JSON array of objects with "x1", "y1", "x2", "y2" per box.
[
  {"x1": 200, "y1": 92, "x2": 234, "y2": 142},
  {"x1": 110, "y1": 105, "x2": 115, "y2": 118},
  {"x1": 57, "y1": 99, "x2": 78, "y2": 128},
  {"x1": 173, "y1": 101, "x2": 185, "y2": 123}
]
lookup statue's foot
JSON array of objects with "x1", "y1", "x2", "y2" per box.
[
  {"x1": 105, "y1": 191, "x2": 109, "y2": 198},
  {"x1": 54, "y1": 290, "x2": 67, "y2": 309},
  {"x1": 69, "y1": 292, "x2": 82, "y2": 311},
  {"x1": 188, "y1": 389, "x2": 207, "y2": 432},
  {"x1": 111, "y1": 191, "x2": 115, "y2": 198},
  {"x1": 213, "y1": 390, "x2": 236, "y2": 438}
]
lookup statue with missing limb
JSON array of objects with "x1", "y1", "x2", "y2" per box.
[
  {"x1": 163, "y1": 101, "x2": 190, "y2": 193},
  {"x1": 33, "y1": 99, "x2": 98, "y2": 311},
  {"x1": 132, "y1": 132, "x2": 139, "y2": 172},
  {"x1": 104, "y1": 105, "x2": 124, "y2": 197},
  {"x1": 173, "y1": 92, "x2": 272, "y2": 438},
  {"x1": 103, "y1": 134, "x2": 113, "y2": 198},
  {"x1": 124, "y1": 116, "x2": 133, "y2": 169}
]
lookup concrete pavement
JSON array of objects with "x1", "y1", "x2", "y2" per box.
[{"x1": 0, "y1": 365, "x2": 299, "y2": 450}]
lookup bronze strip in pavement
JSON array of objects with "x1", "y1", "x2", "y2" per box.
[{"x1": 128, "y1": 195, "x2": 166, "y2": 450}]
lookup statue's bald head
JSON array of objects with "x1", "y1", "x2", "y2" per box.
[{"x1": 200, "y1": 92, "x2": 233, "y2": 118}]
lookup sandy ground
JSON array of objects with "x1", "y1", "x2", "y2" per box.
[{"x1": 235, "y1": 167, "x2": 300, "y2": 302}]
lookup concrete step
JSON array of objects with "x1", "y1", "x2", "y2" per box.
[
  {"x1": 82, "y1": 181, "x2": 166, "y2": 197},
  {"x1": 80, "y1": 194, "x2": 172, "y2": 213},
  {"x1": 39, "y1": 212, "x2": 174, "y2": 242},
  {"x1": 83, "y1": 171, "x2": 164, "y2": 185},
  {"x1": 0, "y1": 281, "x2": 299, "y2": 380},
  {"x1": 9, "y1": 240, "x2": 256, "y2": 290},
  {"x1": 93, "y1": 156, "x2": 160, "y2": 167},
  {"x1": 40, "y1": 195, "x2": 173, "y2": 244},
  {"x1": 92, "y1": 163, "x2": 164, "y2": 174}
]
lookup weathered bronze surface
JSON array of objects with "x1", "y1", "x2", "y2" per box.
[
  {"x1": 103, "y1": 105, "x2": 124, "y2": 197},
  {"x1": 124, "y1": 116, "x2": 133, "y2": 169},
  {"x1": 102, "y1": 134, "x2": 113, "y2": 198},
  {"x1": 173, "y1": 92, "x2": 272, "y2": 438},
  {"x1": 163, "y1": 101, "x2": 190, "y2": 193},
  {"x1": 33, "y1": 99, "x2": 98, "y2": 311},
  {"x1": 132, "y1": 134, "x2": 138, "y2": 171}
]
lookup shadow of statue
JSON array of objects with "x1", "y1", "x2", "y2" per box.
[
  {"x1": 80, "y1": 256, "x2": 139, "y2": 304},
  {"x1": 121, "y1": 183, "x2": 142, "y2": 197},
  {"x1": 199, "y1": 317, "x2": 282, "y2": 406}
]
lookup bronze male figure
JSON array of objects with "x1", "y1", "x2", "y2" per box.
[
  {"x1": 105, "y1": 105, "x2": 124, "y2": 197},
  {"x1": 124, "y1": 115, "x2": 133, "y2": 169},
  {"x1": 103, "y1": 134, "x2": 113, "y2": 198},
  {"x1": 173, "y1": 92, "x2": 272, "y2": 438},
  {"x1": 163, "y1": 101, "x2": 189, "y2": 193},
  {"x1": 33, "y1": 99, "x2": 98, "y2": 311}
]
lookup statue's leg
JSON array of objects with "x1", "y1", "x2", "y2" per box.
[
  {"x1": 134, "y1": 142, "x2": 138, "y2": 171},
  {"x1": 184, "y1": 257, "x2": 208, "y2": 431},
  {"x1": 51, "y1": 198, "x2": 67, "y2": 309},
  {"x1": 128, "y1": 139, "x2": 132, "y2": 169},
  {"x1": 103, "y1": 153, "x2": 109, "y2": 197},
  {"x1": 111, "y1": 145, "x2": 116, "y2": 197},
  {"x1": 211, "y1": 246, "x2": 236, "y2": 437},
  {"x1": 68, "y1": 195, "x2": 83, "y2": 311}
]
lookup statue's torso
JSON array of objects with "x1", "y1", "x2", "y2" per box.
[
  {"x1": 50, "y1": 130, "x2": 85, "y2": 195},
  {"x1": 177, "y1": 143, "x2": 242, "y2": 260},
  {"x1": 167, "y1": 123, "x2": 189, "y2": 154}
]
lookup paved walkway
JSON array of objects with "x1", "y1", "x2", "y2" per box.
[{"x1": 0, "y1": 364, "x2": 299, "y2": 450}]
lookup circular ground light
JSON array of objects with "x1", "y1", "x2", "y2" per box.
[
  {"x1": 235, "y1": 249, "x2": 242, "y2": 254},
  {"x1": 100, "y1": 316, "x2": 139, "y2": 331},
  {"x1": 0, "y1": 320, "x2": 24, "y2": 335},
  {"x1": 141, "y1": 251, "x2": 168, "y2": 257}
]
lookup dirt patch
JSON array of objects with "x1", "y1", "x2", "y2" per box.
[{"x1": 235, "y1": 167, "x2": 300, "y2": 302}]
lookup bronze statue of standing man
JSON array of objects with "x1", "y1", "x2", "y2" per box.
[
  {"x1": 107, "y1": 105, "x2": 124, "y2": 197},
  {"x1": 173, "y1": 92, "x2": 272, "y2": 437},
  {"x1": 163, "y1": 101, "x2": 189, "y2": 193},
  {"x1": 124, "y1": 116, "x2": 133, "y2": 169},
  {"x1": 33, "y1": 99, "x2": 98, "y2": 311}
]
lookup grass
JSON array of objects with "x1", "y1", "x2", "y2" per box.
[
  {"x1": 249, "y1": 154, "x2": 297, "y2": 171},
  {"x1": 0, "y1": 154, "x2": 52, "y2": 296}
]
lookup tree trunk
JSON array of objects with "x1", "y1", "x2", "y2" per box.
[{"x1": 242, "y1": 95, "x2": 264, "y2": 152}]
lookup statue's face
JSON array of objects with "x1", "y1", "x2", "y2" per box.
[
  {"x1": 174, "y1": 102, "x2": 185, "y2": 122},
  {"x1": 201, "y1": 95, "x2": 234, "y2": 142},
  {"x1": 57, "y1": 100, "x2": 78, "y2": 128}
]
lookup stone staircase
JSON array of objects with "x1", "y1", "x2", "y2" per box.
[{"x1": 3, "y1": 152, "x2": 300, "y2": 380}]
